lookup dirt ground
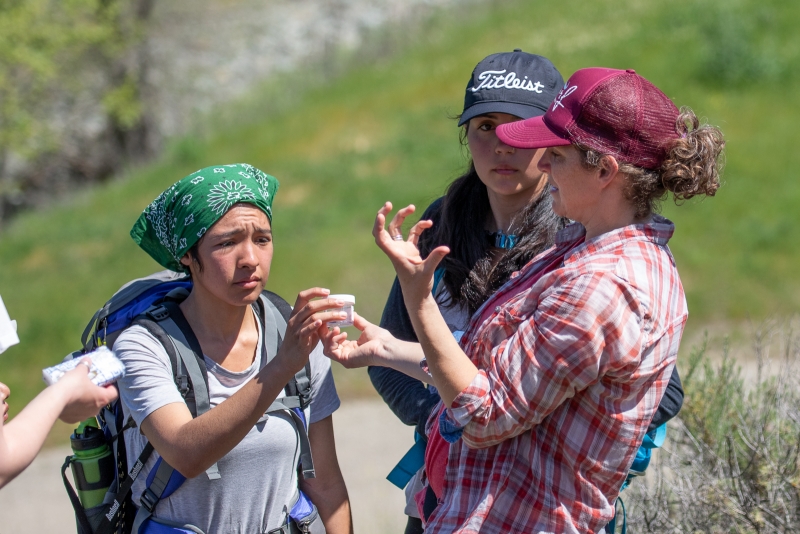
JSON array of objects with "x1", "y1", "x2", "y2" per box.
[{"x1": 0, "y1": 398, "x2": 413, "y2": 534}]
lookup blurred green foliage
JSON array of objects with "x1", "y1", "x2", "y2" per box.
[
  {"x1": 680, "y1": 337, "x2": 745, "y2": 452},
  {"x1": 0, "y1": 0, "x2": 147, "y2": 162},
  {"x1": 1, "y1": 0, "x2": 799, "y2": 419}
]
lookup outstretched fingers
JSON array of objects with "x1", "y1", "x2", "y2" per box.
[
  {"x1": 407, "y1": 219, "x2": 433, "y2": 247},
  {"x1": 374, "y1": 202, "x2": 419, "y2": 244},
  {"x1": 372, "y1": 202, "x2": 393, "y2": 241},
  {"x1": 387, "y1": 204, "x2": 416, "y2": 239},
  {"x1": 423, "y1": 245, "x2": 451, "y2": 273}
]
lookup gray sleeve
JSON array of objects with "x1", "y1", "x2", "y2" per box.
[
  {"x1": 306, "y1": 342, "x2": 340, "y2": 424},
  {"x1": 113, "y1": 325, "x2": 186, "y2": 428}
]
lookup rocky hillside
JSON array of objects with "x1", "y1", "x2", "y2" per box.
[{"x1": 0, "y1": 0, "x2": 463, "y2": 224}]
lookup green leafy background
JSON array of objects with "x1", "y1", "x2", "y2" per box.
[{"x1": 1, "y1": 0, "x2": 799, "y2": 438}]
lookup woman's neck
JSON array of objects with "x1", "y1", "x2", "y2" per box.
[
  {"x1": 179, "y1": 286, "x2": 253, "y2": 348},
  {"x1": 581, "y1": 193, "x2": 641, "y2": 241},
  {"x1": 486, "y1": 192, "x2": 530, "y2": 233},
  {"x1": 485, "y1": 180, "x2": 547, "y2": 233}
]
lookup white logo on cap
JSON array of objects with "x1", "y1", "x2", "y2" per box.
[
  {"x1": 471, "y1": 70, "x2": 545, "y2": 93},
  {"x1": 551, "y1": 84, "x2": 578, "y2": 111}
]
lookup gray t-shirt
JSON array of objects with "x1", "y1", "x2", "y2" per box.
[{"x1": 114, "y1": 308, "x2": 340, "y2": 534}]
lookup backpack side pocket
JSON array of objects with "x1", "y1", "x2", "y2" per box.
[{"x1": 289, "y1": 490, "x2": 326, "y2": 534}]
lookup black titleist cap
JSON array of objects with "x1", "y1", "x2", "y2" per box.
[{"x1": 459, "y1": 49, "x2": 565, "y2": 126}]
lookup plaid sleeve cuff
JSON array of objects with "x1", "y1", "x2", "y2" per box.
[{"x1": 444, "y1": 370, "x2": 491, "y2": 430}]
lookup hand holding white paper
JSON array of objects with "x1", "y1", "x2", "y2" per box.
[
  {"x1": 42, "y1": 346, "x2": 125, "y2": 387},
  {"x1": 0, "y1": 296, "x2": 20, "y2": 355}
]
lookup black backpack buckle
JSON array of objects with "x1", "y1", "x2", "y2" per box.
[
  {"x1": 139, "y1": 487, "x2": 159, "y2": 513},
  {"x1": 298, "y1": 389, "x2": 312, "y2": 411},
  {"x1": 146, "y1": 305, "x2": 170, "y2": 322}
]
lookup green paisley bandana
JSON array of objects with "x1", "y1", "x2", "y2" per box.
[{"x1": 130, "y1": 163, "x2": 279, "y2": 272}]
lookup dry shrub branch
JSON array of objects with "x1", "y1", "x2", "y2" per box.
[{"x1": 625, "y1": 320, "x2": 800, "y2": 533}]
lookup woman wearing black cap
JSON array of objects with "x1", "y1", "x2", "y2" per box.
[
  {"x1": 326, "y1": 67, "x2": 723, "y2": 533},
  {"x1": 370, "y1": 50, "x2": 567, "y2": 533}
]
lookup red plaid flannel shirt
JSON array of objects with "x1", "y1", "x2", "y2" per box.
[{"x1": 425, "y1": 216, "x2": 688, "y2": 534}]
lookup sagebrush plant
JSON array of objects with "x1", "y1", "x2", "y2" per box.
[{"x1": 625, "y1": 320, "x2": 800, "y2": 532}]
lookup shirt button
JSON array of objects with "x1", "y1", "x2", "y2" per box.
[{"x1": 495, "y1": 306, "x2": 501, "y2": 313}]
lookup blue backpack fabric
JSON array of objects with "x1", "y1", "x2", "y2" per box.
[{"x1": 606, "y1": 423, "x2": 667, "y2": 534}]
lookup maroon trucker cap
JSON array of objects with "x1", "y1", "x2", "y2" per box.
[{"x1": 496, "y1": 68, "x2": 681, "y2": 169}]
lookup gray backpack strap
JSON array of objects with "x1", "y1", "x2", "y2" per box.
[
  {"x1": 155, "y1": 314, "x2": 220, "y2": 480},
  {"x1": 260, "y1": 293, "x2": 283, "y2": 367},
  {"x1": 81, "y1": 307, "x2": 104, "y2": 351},
  {"x1": 292, "y1": 366, "x2": 311, "y2": 409},
  {"x1": 259, "y1": 294, "x2": 309, "y2": 411},
  {"x1": 258, "y1": 295, "x2": 293, "y2": 411},
  {"x1": 266, "y1": 397, "x2": 301, "y2": 411},
  {"x1": 257, "y1": 294, "x2": 315, "y2": 479},
  {"x1": 260, "y1": 294, "x2": 312, "y2": 409},
  {"x1": 289, "y1": 409, "x2": 315, "y2": 479},
  {"x1": 157, "y1": 316, "x2": 211, "y2": 417}
]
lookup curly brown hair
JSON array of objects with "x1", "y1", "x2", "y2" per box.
[{"x1": 578, "y1": 107, "x2": 725, "y2": 219}]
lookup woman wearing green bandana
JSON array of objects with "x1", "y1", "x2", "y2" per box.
[{"x1": 115, "y1": 164, "x2": 352, "y2": 534}]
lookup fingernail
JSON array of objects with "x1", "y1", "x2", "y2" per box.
[
  {"x1": 333, "y1": 300, "x2": 345, "y2": 306},
  {"x1": 338, "y1": 312, "x2": 347, "y2": 318}
]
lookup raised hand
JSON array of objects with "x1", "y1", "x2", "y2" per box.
[
  {"x1": 278, "y1": 289, "x2": 351, "y2": 374},
  {"x1": 373, "y1": 202, "x2": 450, "y2": 306}
]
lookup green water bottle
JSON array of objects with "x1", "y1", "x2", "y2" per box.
[{"x1": 70, "y1": 418, "x2": 115, "y2": 509}]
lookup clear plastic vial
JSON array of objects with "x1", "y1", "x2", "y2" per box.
[{"x1": 327, "y1": 294, "x2": 355, "y2": 328}]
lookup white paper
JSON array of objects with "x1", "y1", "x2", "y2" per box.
[
  {"x1": 42, "y1": 346, "x2": 126, "y2": 386},
  {"x1": 0, "y1": 295, "x2": 20, "y2": 355}
]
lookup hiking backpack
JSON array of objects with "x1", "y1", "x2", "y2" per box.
[{"x1": 60, "y1": 270, "x2": 316, "y2": 534}]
